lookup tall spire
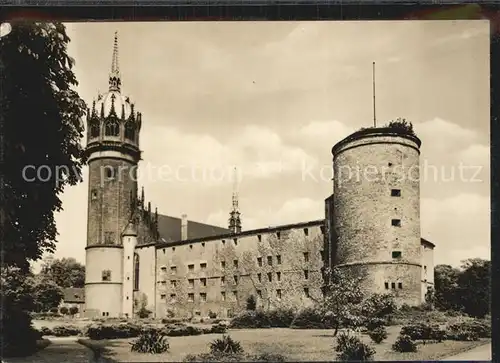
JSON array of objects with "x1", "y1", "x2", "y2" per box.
[
  {"x1": 109, "y1": 31, "x2": 121, "y2": 92},
  {"x1": 228, "y1": 167, "x2": 242, "y2": 234}
]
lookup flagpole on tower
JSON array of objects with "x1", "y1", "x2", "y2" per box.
[{"x1": 373, "y1": 61, "x2": 377, "y2": 128}]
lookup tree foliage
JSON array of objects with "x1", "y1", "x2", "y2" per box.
[
  {"x1": 39, "y1": 257, "x2": 85, "y2": 288},
  {"x1": 386, "y1": 118, "x2": 416, "y2": 136},
  {"x1": 33, "y1": 278, "x2": 64, "y2": 312},
  {"x1": 1, "y1": 22, "x2": 87, "y2": 271}
]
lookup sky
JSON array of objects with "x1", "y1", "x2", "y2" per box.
[{"x1": 37, "y1": 20, "x2": 490, "y2": 270}]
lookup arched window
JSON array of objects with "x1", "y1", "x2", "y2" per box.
[
  {"x1": 104, "y1": 119, "x2": 120, "y2": 137},
  {"x1": 133, "y1": 253, "x2": 139, "y2": 291},
  {"x1": 90, "y1": 120, "x2": 100, "y2": 138},
  {"x1": 124, "y1": 121, "x2": 135, "y2": 141}
]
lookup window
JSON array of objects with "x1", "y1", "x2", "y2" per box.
[
  {"x1": 257, "y1": 273, "x2": 262, "y2": 282},
  {"x1": 104, "y1": 120, "x2": 120, "y2": 136},
  {"x1": 392, "y1": 251, "x2": 402, "y2": 259},
  {"x1": 124, "y1": 121, "x2": 135, "y2": 141},
  {"x1": 221, "y1": 276, "x2": 225, "y2": 286},
  {"x1": 222, "y1": 240, "x2": 226, "y2": 245},
  {"x1": 277, "y1": 231, "x2": 281, "y2": 239},
  {"x1": 257, "y1": 290, "x2": 262, "y2": 298},
  {"x1": 304, "y1": 270, "x2": 309, "y2": 280},
  {"x1": 257, "y1": 235, "x2": 262, "y2": 242},
  {"x1": 388, "y1": 162, "x2": 393, "y2": 167},
  {"x1": 221, "y1": 261, "x2": 226, "y2": 269},
  {"x1": 90, "y1": 120, "x2": 100, "y2": 138},
  {"x1": 104, "y1": 231, "x2": 114, "y2": 243},
  {"x1": 127, "y1": 276, "x2": 130, "y2": 280},
  {"x1": 188, "y1": 264, "x2": 194, "y2": 272},
  {"x1": 391, "y1": 219, "x2": 401, "y2": 227},
  {"x1": 304, "y1": 288, "x2": 310, "y2": 298},
  {"x1": 391, "y1": 189, "x2": 401, "y2": 197},
  {"x1": 276, "y1": 289, "x2": 282, "y2": 299},
  {"x1": 160, "y1": 294, "x2": 166, "y2": 300},
  {"x1": 233, "y1": 259, "x2": 238, "y2": 268},
  {"x1": 233, "y1": 275, "x2": 238, "y2": 284},
  {"x1": 200, "y1": 278, "x2": 207, "y2": 287},
  {"x1": 424, "y1": 265, "x2": 427, "y2": 273},
  {"x1": 233, "y1": 238, "x2": 238, "y2": 245},
  {"x1": 267, "y1": 272, "x2": 272, "y2": 282},
  {"x1": 172, "y1": 247, "x2": 176, "y2": 252},
  {"x1": 232, "y1": 291, "x2": 238, "y2": 301},
  {"x1": 276, "y1": 255, "x2": 282, "y2": 264},
  {"x1": 384, "y1": 282, "x2": 389, "y2": 289},
  {"x1": 134, "y1": 254, "x2": 139, "y2": 290},
  {"x1": 398, "y1": 283, "x2": 403, "y2": 289},
  {"x1": 200, "y1": 293, "x2": 207, "y2": 302},
  {"x1": 91, "y1": 189, "x2": 98, "y2": 200},
  {"x1": 170, "y1": 294, "x2": 176, "y2": 302},
  {"x1": 188, "y1": 293, "x2": 194, "y2": 302},
  {"x1": 102, "y1": 270, "x2": 111, "y2": 281},
  {"x1": 201, "y1": 242, "x2": 205, "y2": 247},
  {"x1": 257, "y1": 257, "x2": 262, "y2": 267},
  {"x1": 276, "y1": 272, "x2": 281, "y2": 281},
  {"x1": 163, "y1": 249, "x2": 165, "y2": 254},
  {"x1": 189, "y1": 244, "x2": 193, "y2": 249},
  {"x1": 304, "y1": 228, "x2": 309, "y2": 236},
  {"x1": 160, "y1": 280, "x2": 167, "y2": 285},
  {"x1": 221, "y1": 292, "x2": 226, "y2": 301},
  {"x1": 105, "y1": 168, "x2": 114, "y2": 180},
  {"x1": 188, "y1": 279, "x2": 194, "y2": 288},
  {"x1": 391, "y1": 282, "x2": 396, "y2": 289},
  {"x1": 267, "y1": 256, "x2": 273, "y2": 266},
  {"x1": 171, "y1": 266, "x2": 177, "y2": 274},
  {"x1": 171, "y1": 280, "x2": 177, "y2": 288},
  {"x1": 200, "y1": 263, "x2": 207, "y2": 270},
  {"x1": 303, "y1": 252, "x2": 309, "y2": 262},
  {"x1": 320, "y1": 225, "x2": 325, "y2": 234},
  {"x1": 160, "y1": 266, "x2": 167, "y2": 272}
]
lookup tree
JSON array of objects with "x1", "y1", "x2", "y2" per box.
[
  {"x1": 434, "y1": 264, "x2": 461, "y2": 311},
  {"x1": 1, "y1": 22, "x2": 87, "y2": 271},
  {"x1": 60, "y1": 306, "x2": 69, "y2": 315},
  {"x1": 246, "y1": 295, "x2": 257, "y2": 311},
  {"x1": 360, "y1": 293, "x2": 397, "y2": 320},
  {"x1": 69, "y1": 306, "x2": 79, "y2": 316},
  {"x1": 39, "y1": 257, "x2": 85, "y2": 288},
  {"x1": 457, "y1": 258, "x2": 490, "y2": 318},
  {"x1": 33, "y1": 279, "x2": 64, "y2": 312},
  {"x1": 386, "y1": 118, "x2": 416, "y2": 136}
]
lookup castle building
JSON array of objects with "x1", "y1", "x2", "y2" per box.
[{"x1": 83, "y1": 34, "x2": 435, "y2": 319}]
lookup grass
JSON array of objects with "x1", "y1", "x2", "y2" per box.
[{"x1": 77, "y1": 326, "x2": 490, "y2": 362}]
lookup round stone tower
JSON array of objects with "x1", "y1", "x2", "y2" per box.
[
  {"x1": 84, "y1": 32, "x2": 142, "y2": 318},
  {"x1": 332, "y1": 126, "x2": 422, "y2": 306}
]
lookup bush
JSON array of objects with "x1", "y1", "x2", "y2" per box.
[
  {"x1": 290, "y1": 307, "x2": 328, "y2": 329},
  {"x1": 400, "y1": 323, "x2": 445, "y2": 342},
  {"x1": 246, "y1": 295, "x2": 257, "y2": 311},
  {"x1": 86, "y1": 323, "x2": 142, "y2": 340},
  {"x1": 267, "y1": 308, "x2": 296, "y2": 328},
  {"x1": 365, "y1": 318, "x2": 385, "y2": 331},
  {"x1": 250, "y1": 352, "x2": 287, "y2": 362},
  {"x1": 209, "y1": 310, "x2": 217, "y2": 319},
  {"x1": 60, "y1": 306, "x2": 69, "y2": 315},
  {"x1": 166, "y1": 325, "x2": 203, "y2": 337},
  {"x1": 49, "y1": 307, "x2": 59, "y2": 314},
  {"x1": 130, "y1": 329, "x2": 169, "y2": 354},
  {"x1": 210, "y1": 335, "x2": 244, "y2": 355},
  {"x1": 183, "y1": 353, "x2": 243, "y2": 362},
  {"x1": 448, "y1": 319, "x2": 490, "y2": 339},
  {"x1": 137, "y1": 307, "x2": 152, "y2": 319},
  {"x1": 210, "y1": 323, "x2": 228, "y2": 334},
  {"x1": 40, "y1": 326, "x2": 53, "y2": 336},
  {"x1": 361, "y1": 294, "x2": 397, "y2": 320},
  {"x1": 392, "y1": 334, "x2": 417, "y2": 353},
  {"x1": 229, "y1": 311, "x2": 270, "y2": 329},
  {"x1": 335, "y1": 332, "x2": 375, "y2": 361},
  {"x1": 368, "y1": 326, "x2": 387, "y2": 344},
  {"x1": 52, "y1": 325, "x2": 81, "y2": 337},
  {"x1": 69, "y1": 306, "x2": 78, "y2": 315}
]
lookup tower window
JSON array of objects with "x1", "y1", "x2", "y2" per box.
[
  {"x1": 233, "y1": 275, "x2": 238, "y2": 284},
  {"x1": 200, "y1": 278, "x2": 207, "y2": 287},
  {"x1": 267, "y1": 272, "x2": 272, "y2": 282},
  {"x1": 104, "y1": 119, "x2": 120, "y2": 136},
  {"x1": 384, "y1": 282, "x2": 389, "y2": 289},
  {"x1": 267, "y1": 256, "x2": 273, "y2": 266},
  {"x1": 398, "y1": 282, "x2": 403, "y2": 289},
  {"x1": 320, "y1": 226, "x2": 325, "y2": 234},
  {"x1": 392, "y1": 251, "x2": 402, "y2": 259},
  {"x1": 276, "y1": 289, "x2": 282, "y2": 299},
  {"x1": 232, "y1": 291, "x2": 238, "y2": 301},
  {"x1": 91, "y1": 189, "x2": 98, "y2": 200},
  {"x1": 304, "y1": 270, "x2": 309, "y2": 280},
  {"x1": 133, "y1": 254, "x2": 139, "y2": 291},
  {"x1": 171, "y1": 280, "x2": 177, "y2": 287},
  {"x1": 257, "y1": 273, "x2": 262, "y2": 282},
  {"x1": 104, "y1": 232, "x2": 114, "y2": 244},
  {"x1": 233, "y1": 238, "x2": 238, "y2": 245},
  {"x1": 90, "y1": 121, "x2": 100, "y2": 138},
  {"x1": 391, "y1": 189, "x2": 401, "y2": 197},
  {"x1": 170, "y1": 294, "x2": 176, "y2": 302},
  {"x1": 171, "y1": 266, "x2": 177, "y2": 274},
  {"x1": 104, "y1": 167, "x2": 114, "y2": 180},
  {"x1": 257, "y1": 257, "x2": 262, "y2": 266},
  {"x1": 277, "y1": 231, "x2": 281, "y2": 239},
  {"x1": 102, "y1": 270, "x2": 111, "y2": 281},
  {"x1": 221, "y1": 292, "x2": 226, "y2": 301},
  {"x1": 200, "y1": 293, "x2": 207, "y2": 302},
  {"x1": 201, "y1": 242, "x2": 205, "y2": 247},
  {"x1": 189, "y1": 244, "x2": 193, "y2": 249},
  {"x1": 188, "y1": 293, "x2": 194, "y2": 302},
  {"x1": 303, "y1": 252, "x2": 309, "y2": 262},
  {"x1": 160, "y1": 294, "x2": 166, "y2": 300},
  {"x1": 200, "y1": 263, "x2": 207, "y2": 270},
  {"x1": 188, "y1": 279, "x2": 194, "y2": 288},
  {"x1": 221, "y1": 276, "x2": 225, "y2": 286},
  {"x1": 257, "y1": 290, "x2": 262, "y2": 298},
  {"x1": 234, "y1": 259, "x2": 238, "y2": 268},
  {"x1": 257, "y1": 235, "x2": 262, "y2": 242},
  {"x1": 304, "y1": 228, "x2": 309, "y2": 236},
  {"x1": 124, "y1": 121, "x2": 135, "y2": 141},
  {"x1": 276, "y1": 272, "x2": 281, "y2": 281},
  {"x1": 391, "y1": 219, "x2": 401, "y2": 227},
  {"x1": 304, "y1": 288, "x2": 310, "y2": 298},
  {"x1": 391, "y1": 282, "x2": 396, "y2": 289},
  {"x1": 276, "y1": 255, "x2": 282, "y2": 264},
  {"x1": 222, "y1": 240, "x2": 226, "y2": 245},
  {"x1": 188, "y1": 264, "x2": 194, "y2": 271},
  {"x1": 221, "y1": 261, "x2": 226, "y2": 269}
]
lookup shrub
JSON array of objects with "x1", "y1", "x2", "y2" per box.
[
  {"x1": 229, "y1": 311, "x2": 270, "y2": 329},
  {"x1": 290, "y1": 307, "x2": 327, "y2": 329},
  {"x1": 130, "y1": 329, "x2": 169, "y2": 354},
  {"x1": 392, "y1": 334, "x2": 417, "y2": 353},
  {"x1": 210, "y1": 335, "x2": 244, "y2": 355},
  {"x1": 69, "y1": 306, "x2": 78, "y2": 315},
  {"x1": 246, "y1": 295, "x2": 257, "y2": 311},
  {"x1": 365, "y1": 318, "x2": 385, "y2": 331},
  {"x1": 400, "y1": 323, "x2": 444, "y2": 342},
  {"x1": 49, "y1": 307, "x2": 59, "y2": 314},
  {"x1": 210, "y1": 323, "x2": 228, "y2": 334},
  {"x1": 183, "y1": 353, "x2": 243, "y2": 362},
  {"x1": 448, "y1": 319, "x2": 490, "y2": 338},
  {"x1": 137, "y1": 307, "x2": 152, "y2": 319},
  {"x1": 86, "y1": 323, "x2": 142, "y2": 340},
  {"x1": 250, "y1": 352, "x2": 287, "y2": 362},
  {"x1": 335, "y1": 331, "x2": 375, "y2": 361},
  {"x1": 166, "y1": 325, "x2": 203, "y2": 337},
  {"x1": 368, "y1": 326, "x2": 387, "y2": 344},
  {"x1": 51, "y1": 325, "x2": 81, "y2": 337},
  {"x1": 59, "y1": 306, "x2": 69, "y2": 315},
  {"x1": 361, "y1": 293, "x2": 397, "y2": 320},
  {"x1": 209, "y1": 310, "x2": 217, "y2": 319},
  {"x1": 40, "y1": 326, "x2": 53, "y2": 336},
  {"x1": 267, "y1": 308, "x2": 296, "y2": 328}
]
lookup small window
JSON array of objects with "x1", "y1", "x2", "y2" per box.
[
  {"x1": 200, "y1": 263, "x2": 207, "y2": 270},
  {"x1": 160, "y1": 280, "x2": 167, "y2": 285},
  {"x1": 188, "y1": 279, "x2": 194, "y2": 288},
  {"x1": 304, "y1": 228, "x2": 309, "y2": 236},
  {"x1": 189, "y1": 244, "x2": 193, "y2": 249},
  {"x1": 304, "y1": 270, "x2": 309, "y2": 280},
  {"x1": 277, "y1": 231, "x2": 281, "y2": 239},
  {"x1": 170, "y1": 294, "x2": 176, "y2": 302},
  {"x1": 127, "y1": 276, "x2": 130, "y2": 280},
  {"x1": 188, "y1": 293, "x2": 194, "y2": 302},
  {"x1": 384, "y1": 282, "x2": 389, "y2": 289},
  {"x1": 276, "y1": 255, "x2": 282, "y2": 264},
  {"x1": 391, "y1": 189, "x2": 401, "y2": 197},
  {"x1": 102, "y1": 270, "x2": 111, "y2": 281},
  {"x1": 276, "y1": 289, "x2": 282, "y2": 299},
  {"x1": 171, "y1": 280, "x2": 177, "y2": 287},
  {"x1": 257, "y1": 257, "x2": 262, "y2": 267},
  {"x1": 303, "y1": 252, "x2": 309, "y2": 262},
  {"x1": 398, "y1": 282, "x2": 403, "y2": 289},
  {"x1": 257, "y1": 273, "x2": 262, "y2": 282},
  {"x1": 221, "y1": 276, "x2": 225, "y2": 285},
  {"x1": 424, "y1": 265, "x2": 427, "y2": 273},
  {"x1": 160, "y1": 266, "x2": 167, "y2": 272},
  {"x1": 128, "y1": 256, "x2": 130, "y2": 260},
  {"x1": 267, "y1": 256, "x2": 273, "y2": 266},
  {"x1": 257, "y1": 290, "x2": 262, "y2": 298},
  {"x1": 200, "y1": 293, "x2": 207, "y2": 302},
  {"x1": 391, "y1": 219, "x2": 401, "y2": 227},
  {"x1": 391, "y1": 282, "x2": 396, "y2": 289},
  {"x1": 221, "y1": 292, "x2": 226, "y2": 301},
  {"x1": 188, "y1": 264, "x2": 194, "y2": 271},
  {"x1": 233, "y1": 275, "x2": 238, "y2": 284},
  {"x1": 91, "y1": 189, "x2": 98, "y2": 200},
  {"x1": 276, "y1": 272, "x2": 281, "y2": 281},
  {"x1": 234, "y1": 259, "x2": 238, "y2": 268},
  {"x1": 392, "y1": 251, "x2": 402, "y2": 259},
  {"x1": 172, "y1": 247, "x2": 176, "y2": 252},
  {"x1": 257, "y1": 235, "x2": 262, "y2": 242},
  {"x1": 163, "y1": 249, "x2": 165, "y2": 254},
  {"x1": 160, "y1": 294, "x2": 166, "y2": 300},
  {"x1": 171, "y1": 266, "x2": 177, "y2": 273},
  {"x1": 304, "y1": 288, "x2": 310, "y2": 298},
  {"x1": 233, "y1": 238, "x2": 237, "y2": 245},
  {"x1": 201, "y1": 242, "x2": 205, "y2": 247},
  {"x1": 267, "y1": 272, "x2": 272, "y2": 282},
  {"x1": 388, "y1": 162, "x2": 393, "y2": 167},
  {"x1": 105, "y1": 167, "x2": 114, "y2": 179},
  {"x1": 232, "y1": 291, "x2": 238, "y2": 300},
  {"x1": 222, "y1": 240, "x2": 226, "y2": 245},
  {"x1": 320, "y1": 225, "x2": 325, "y2": 234},
  {"x1": 221, "y1": 261, "x2": 226, "y2": 269},
  {"x1": 200, "y1": 278, "x2": 207, "y2": 287}
]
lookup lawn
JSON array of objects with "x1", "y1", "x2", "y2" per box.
[{"x1": 78, "y1": 326, "x2": 490, "y2": 362}]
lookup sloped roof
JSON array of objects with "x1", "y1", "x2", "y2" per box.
[
  {"x1": 63, "y1": 287, "x2": 85, "y2": 303},
  {"x1": 156, "y1": 214, "x2": 230, "y2": 244}
]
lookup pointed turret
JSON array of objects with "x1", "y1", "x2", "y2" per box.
[
  {"x1": 228, "y1": 167, "x2": 242, "y2": 233},
  {"x1": 109, "y1": 31, "x2": 121, "y2": 92}
]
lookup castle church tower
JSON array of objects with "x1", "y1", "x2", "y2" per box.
[{"x1": 84, "y1": 32, "x2": 142, "y2": 318}]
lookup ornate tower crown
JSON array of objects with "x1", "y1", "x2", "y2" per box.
[{"x1": 85, "y1": 31, "x2": 142, "y2": 162}]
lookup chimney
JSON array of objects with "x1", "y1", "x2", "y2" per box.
[{"x1": 181, "y1": 214, "x2": 188, "y2": 240}]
